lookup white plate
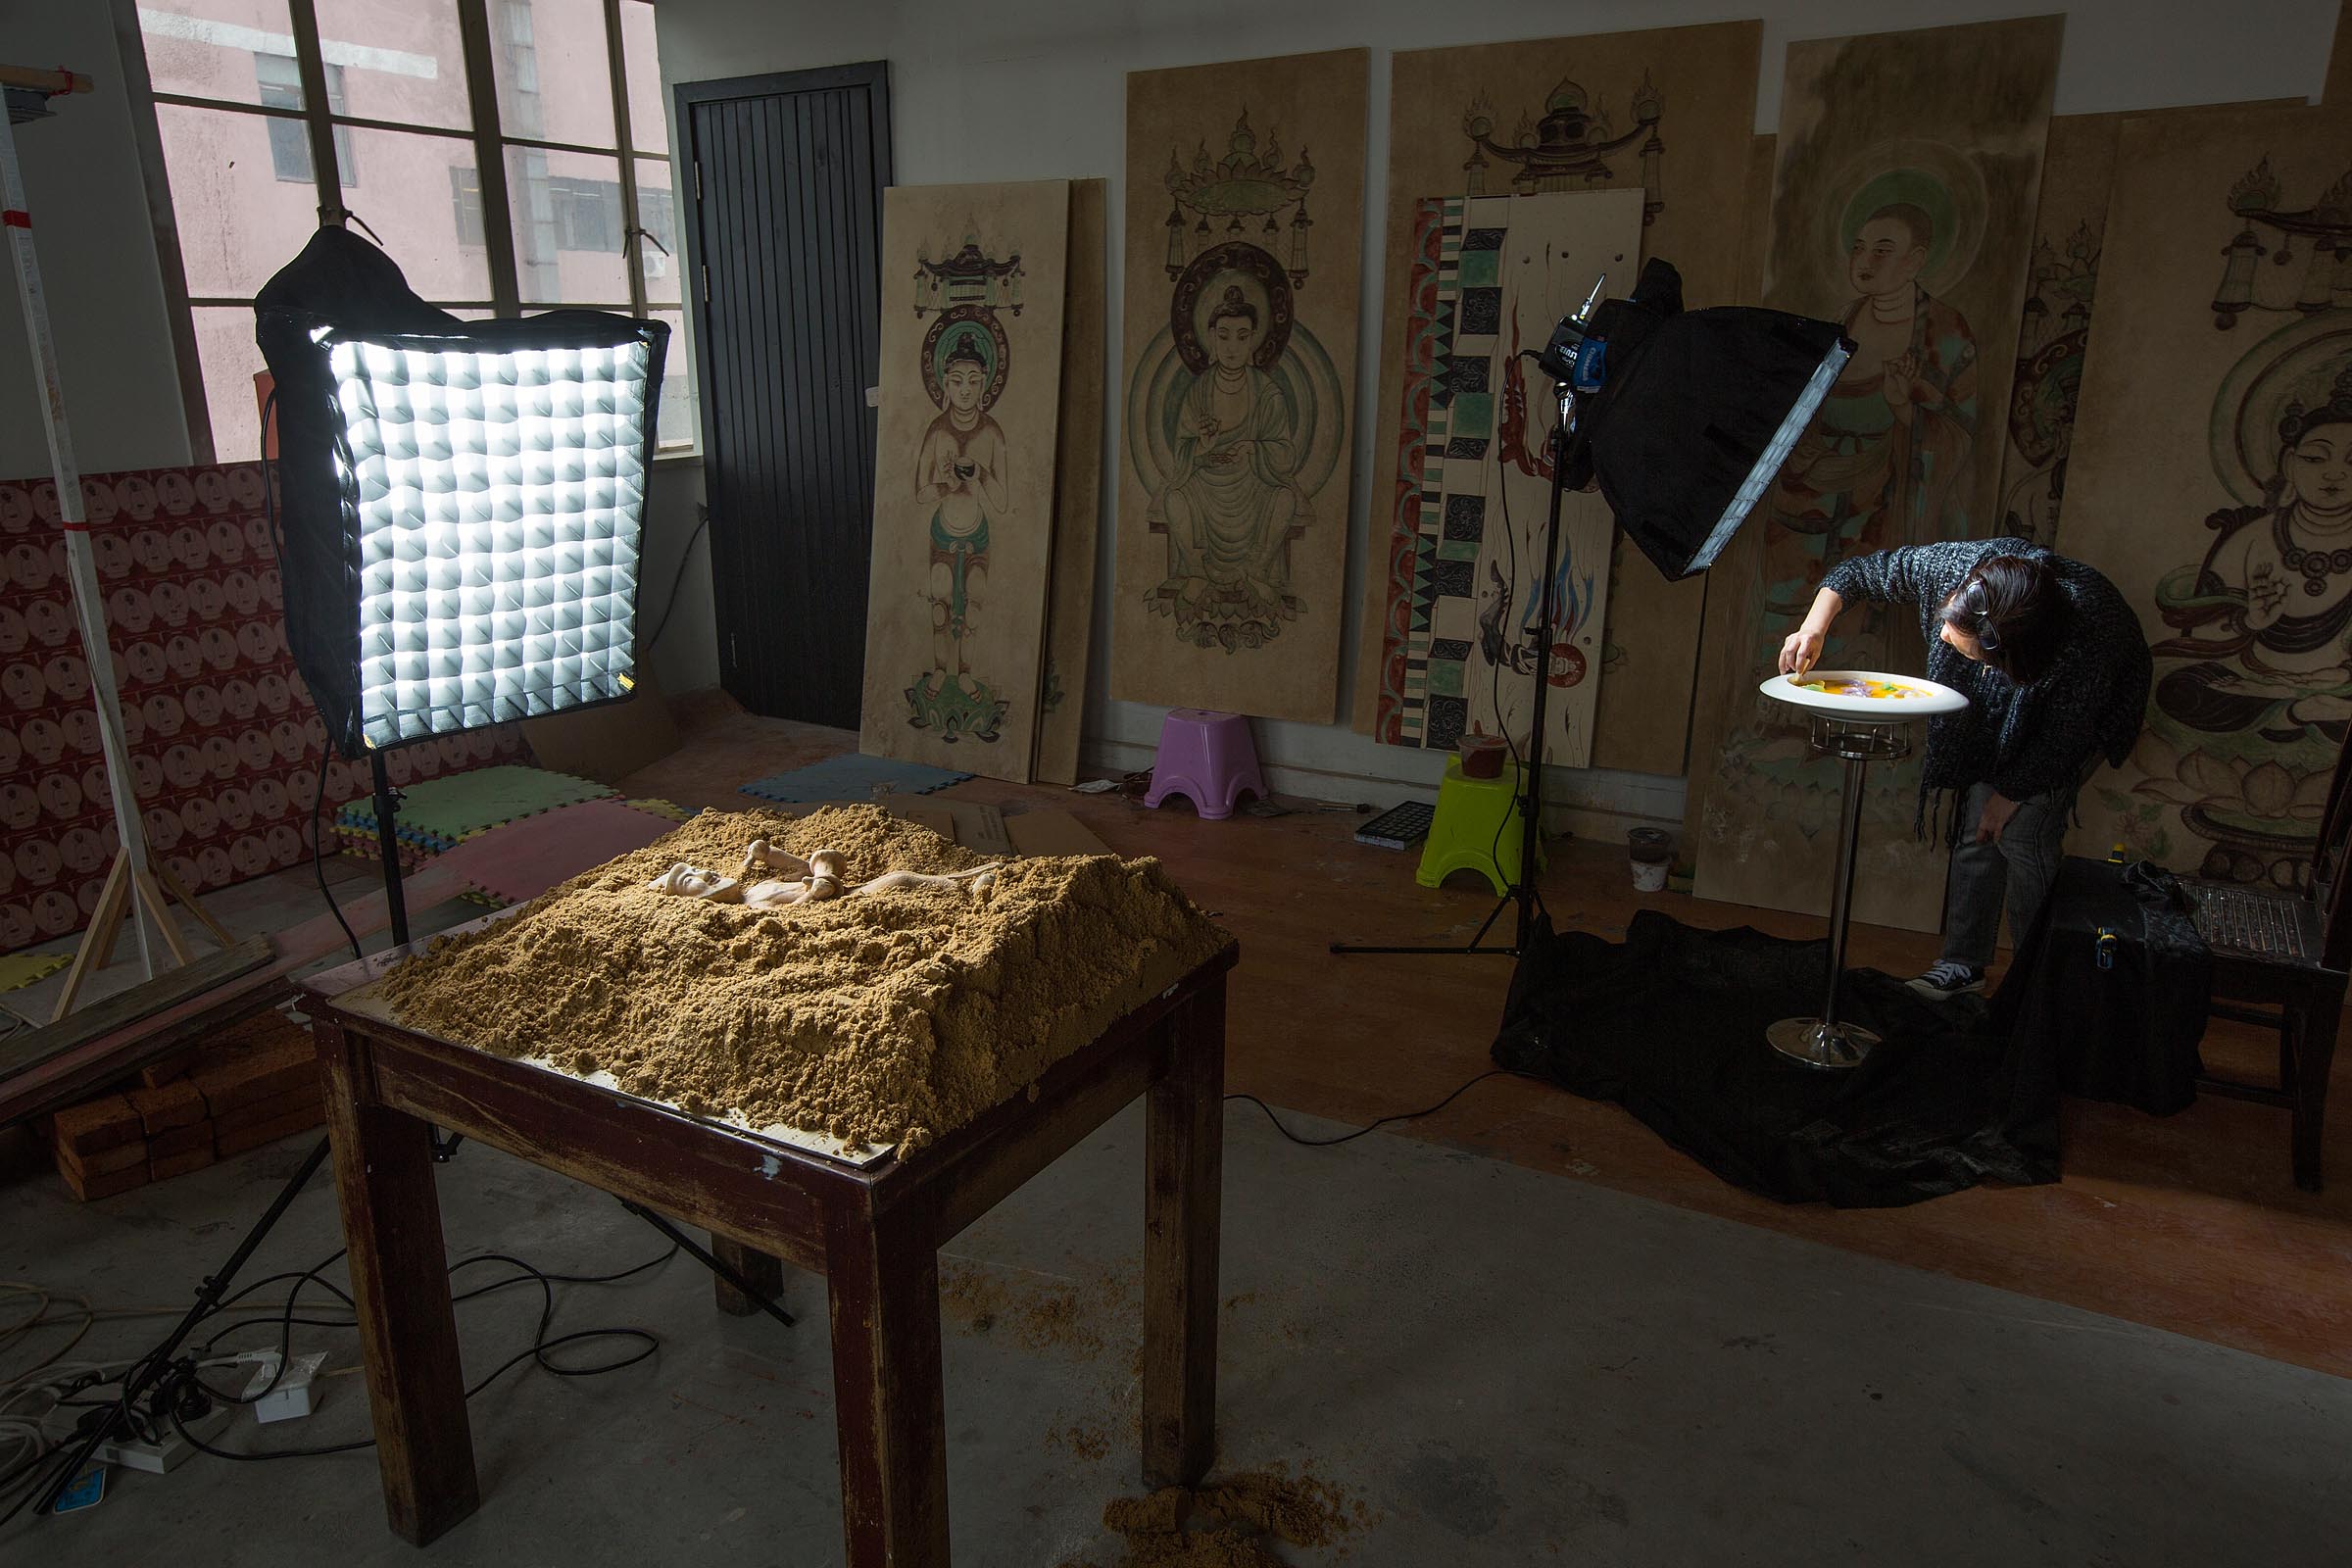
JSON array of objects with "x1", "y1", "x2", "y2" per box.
[{"x1": 1758, "y1": 668, "x2": 1969, "y2": 718}]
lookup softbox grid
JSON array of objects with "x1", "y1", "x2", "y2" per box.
[{"x1": 324, "y1": 334, "x2": 654, "y2": 749}]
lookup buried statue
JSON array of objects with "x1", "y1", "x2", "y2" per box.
[{"x1": 646, "y1": 838, "x2": 1002, "y2": 908}]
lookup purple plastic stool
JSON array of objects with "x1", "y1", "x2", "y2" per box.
[{"x1": 1144, "y1": 709, "x2": 1266, "y2": 820}]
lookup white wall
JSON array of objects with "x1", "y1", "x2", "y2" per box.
[
  {"x1": 650, "y1": 0, "x2": 2338, "y2": 819},
  {"x1": 1, "y1": 0, "x2": 193, "y2": 479}
]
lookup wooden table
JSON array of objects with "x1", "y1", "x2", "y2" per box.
[{"x1": 298, "y1": 939, "x2": 1236, "y2": 1564}]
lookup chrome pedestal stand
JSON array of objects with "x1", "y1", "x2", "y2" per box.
[{"x1": 1767, "y1": 714, "x2": 1911, "y2": 1071}]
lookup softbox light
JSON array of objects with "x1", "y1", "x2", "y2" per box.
[
  {"x1": 1552, "y1": 259, "x2": 1851, "y2": 580},
  {"x1": 256, "y1": 228, "x2": 668, "y2": 755}
]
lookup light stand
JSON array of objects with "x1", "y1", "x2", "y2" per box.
[{"x1": 1331, "y1": 380, "x2": 1582, "y2": 961}]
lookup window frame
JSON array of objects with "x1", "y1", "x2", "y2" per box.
[{"x1": 134, "y1": 0, "x2": 690, "y2": 460}]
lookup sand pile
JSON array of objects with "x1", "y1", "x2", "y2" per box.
[
  {"x1": 1059, "y1": 1465, "x2": 1362, "y2": 1567},
  {"x1": 372, "y1": 806, "x2": 1229, "y2": 1152}
]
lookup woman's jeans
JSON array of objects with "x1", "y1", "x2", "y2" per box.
[{"x1": 1940, "y1": 779, "x2": 2074, "y2": 969}]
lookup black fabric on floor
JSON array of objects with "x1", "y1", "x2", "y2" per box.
[{"x1": 1494, "y1": 911, "x2": 2059, "y2": 1207}]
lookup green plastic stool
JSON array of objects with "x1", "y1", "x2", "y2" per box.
[{"x1": 1416, "y1": 755, "x2": 1542, "y2": 893}]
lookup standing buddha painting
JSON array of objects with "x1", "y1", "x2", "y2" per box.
[
  {"x1": 860, "y1": 181, "x2": 1069, "y2": 781},
  {"x1": 1113, "y1": 50, "x2": 1366, "y2": 723},
  {"x1": 1687, "y1": 18, "x2": 2061, "y2": 931}
]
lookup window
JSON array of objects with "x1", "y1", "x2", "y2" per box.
[
  {"x1": 254, "y1": 55, "x2": 353, "y2": 186},
  {"x1": 138, "y1": 0, "x2": 695, "y2": 462}
]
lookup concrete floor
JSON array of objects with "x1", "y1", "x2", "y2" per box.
[{"x1": 6, "y1": 1099, "x2": 2346, "y2": 1566}]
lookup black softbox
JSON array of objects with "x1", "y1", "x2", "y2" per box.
[{"x1": 1560, "y1": 260, "x2": 1852, "y2": 581}]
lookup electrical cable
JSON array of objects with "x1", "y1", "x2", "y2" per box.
[
  {"x1": 641, "y1": 504, "x2": 710, "y2": 654},
  {"x1": 0, "y1": 1240, "x2": 679, "y2": 1517},
  {"x1": 268, "y1": 388, "x2": 365, "y2": 968},
  {"x1": 1225, "y1": 1067, "x2": 1541, "y2": 1149}
]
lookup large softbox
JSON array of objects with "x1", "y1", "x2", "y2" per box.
[{"x1": 256, "y1": 228, "x2": 668, "y2": 755}]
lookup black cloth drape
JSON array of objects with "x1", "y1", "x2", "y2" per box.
[{"x1": 1493, "y1": 910, "x2": 2060, "y2": 1207}]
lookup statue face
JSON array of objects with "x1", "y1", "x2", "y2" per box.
[
  {"x1": 2285, "y1": 421, "x2": 2351, "y2": 515},
  {"x1": 1848, "y1": 218, "x2": 1927, "y2": 298},
  {"x1": 943, "y1": 361, "x2": 985, "y2": 414},
  {"x1": 1208, "y1": 315, "x2": 1256, "y2": 370}
]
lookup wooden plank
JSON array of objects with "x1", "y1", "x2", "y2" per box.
[
  {"x1": 48, "y1": 854, "x2": 131, "y2": 1022},
  {"x1": 151, "y1": 854, "x2": 235, "y2": 947},
  {"x1": 3, "y1": 935, "x2": 272, "y2": 1084},
  {"x1": 1034, "y1": 176, "x2": 1107, "y2": 786},
  {"x1": 359, "y1": 1033, "x2": 834, "y2": 1273},
  {"x1": 318, "y1": 1016, "x2": 480, "y2": 1545},
  {"x1": 1142, "y1": 973, "x2": 1225, "y2": 1489}
]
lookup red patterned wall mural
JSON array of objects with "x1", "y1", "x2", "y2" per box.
[{"x1": 0, "y1": 464, "x2": 521, "y2": 954}]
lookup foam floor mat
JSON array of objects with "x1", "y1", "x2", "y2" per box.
[{"x1": 336, "y1": 764, "x2": 616, "y2": 854}]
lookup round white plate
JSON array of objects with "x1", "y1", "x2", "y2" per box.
[{"x1": 1758, "y1": 668, "x2": 1969, "y2": 717}]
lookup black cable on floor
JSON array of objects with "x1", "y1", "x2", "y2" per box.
[
  {"x1": 1225, "y1": 1067, "x2": 1541, "y2": 1149},
  {"x1": 2, "y1": 1240, "x2": 680, "y2": 1503}
]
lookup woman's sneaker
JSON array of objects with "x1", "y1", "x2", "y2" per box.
[{"x1": 1907, "y1": 960, "x2": 1984, "y2": 1000}]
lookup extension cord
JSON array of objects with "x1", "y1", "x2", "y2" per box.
[{"x1": 37, "y1": 1392, "x2": 231, "y2": 1475}]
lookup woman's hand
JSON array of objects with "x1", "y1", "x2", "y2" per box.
[
  {"x1": 1975, "y1": 791, "x2": 2021, "y2": 845},
  {"x1": 1779, "y1": 626, "x2": 1827, "y2": 677}
]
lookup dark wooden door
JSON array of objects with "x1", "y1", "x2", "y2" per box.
[{"x1": 676, "y1": 64, "x2": 890, "y2": 727}]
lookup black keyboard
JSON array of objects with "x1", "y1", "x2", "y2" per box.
[
  {"x1": 1355, "y1": 800, "x2": 1435, "y2": 851},
  {"x1": 2192, "y1": 886, "x2": 2310, "y2": 959}
]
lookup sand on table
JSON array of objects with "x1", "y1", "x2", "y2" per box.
[{"x1": 371, "y1": 806, "x2": 1231, "y2": 1153}]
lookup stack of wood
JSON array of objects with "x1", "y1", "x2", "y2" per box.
[{"x1": 44, "y1": 1011, "x2": 323, "y2": 1200}]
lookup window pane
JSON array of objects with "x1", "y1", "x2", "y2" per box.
[
  {"x1": 490, "y1": 0, "x2": 615, "y2": 150},
  {"x1": 139, "y1": 0, "x2": 298, "y2": 107},
  {"x1": 191, "y1": 306, "x2": 269, "y2": 466},
  {"x1": 311, "y1": 0, "x2": 471, "y2": 130},
  {"x1": 339, "y1": 127, "x2": 493, "y2": 299},
  {"x1": 619, "y1": 0, "x2": 666, "y2": 155},
  {"x1": 637, "y1": 156, "x2": 679, "y2": 306},
  {"x1": 156, "y1": 104, "x2": 330, "y2": 297},
  {"x1": 649, "y1": 308, "x2": 697, "y2": 451},
  {"x1": 508, "y1": 146, "x2": 628, "y2": 305}
]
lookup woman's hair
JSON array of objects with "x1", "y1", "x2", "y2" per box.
[
  {"x1": 1937, "y1": 554, "x2": 2064, "y2": 685},
  {"x1": 1207, "y1": 284, "x2": 1258, "y2": 331}
]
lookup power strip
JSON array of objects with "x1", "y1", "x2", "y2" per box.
[{"x1": 39, "y1": 1392, "x2": 232, "y2": 1475}]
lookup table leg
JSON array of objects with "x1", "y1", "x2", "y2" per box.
[
  {"x1": 710, "y1": 1234, "x2": 786, "y2": 1317},
  {"x1": 825, "y1": 1200, "x2": 948, "y2": 1567},
  {"x1": 1144, "y1": 974, "x2": 1224, "y2": 1488},
  {"x1": 317, "y1": 1017, "x2": 479, "y2": 1545}
]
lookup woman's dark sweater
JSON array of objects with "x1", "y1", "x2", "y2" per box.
[{"x1": 1818, "y1": 538, "x2": 2151, "y2": 808}]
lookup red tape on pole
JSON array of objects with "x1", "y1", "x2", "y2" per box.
[{"x1": 2, "y1": 210, "x2": 29, "y2": 228}]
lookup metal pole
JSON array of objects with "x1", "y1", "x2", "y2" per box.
[
  {"x1": 1510, "y1": 391, "x2": 1574, "y2": 951},
  {"x1": 0, "y1": 100, "x2": 159, "y2": 976},
  {"x1": 1821, "y1": 753, "x2": 1867, "y2": 1029},
  {"x1": 370, "y1": 751, "x2": 409, "y2": 947}
]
